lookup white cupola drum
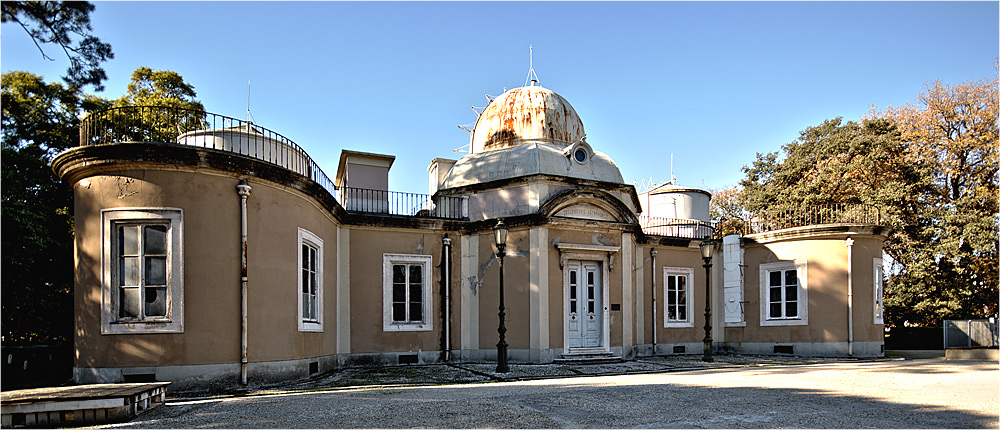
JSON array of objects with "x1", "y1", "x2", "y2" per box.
[{"x1": 640, "y1": 184, "x2": 712, "y2": 223}]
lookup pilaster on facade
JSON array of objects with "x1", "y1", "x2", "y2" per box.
[
  {"x1": 336, "y1": 226, "x2": 351, "y2": 354},
  {"x1": 529, "y1": 226, "x2": 550, "y2": 362},
  {"x1": 459, "y1": 234, "x2": 480, "y2": 353}
]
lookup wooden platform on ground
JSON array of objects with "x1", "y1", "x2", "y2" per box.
[{"x1": 1, "y1": 382, "x2": 170, "y2": 428}]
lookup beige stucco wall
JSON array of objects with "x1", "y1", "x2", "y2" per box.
[
  {"x1": 477, "y1": 229, "x2": 533, "y2": 350},
  {"x1": 641, "y1": 245, "x2": 707, "y2": 346},
  {"x1": 347, "y1": 228, "x2": 458, "y2": 354},
  {"x1": 74, "y1": 170, "x2": 239, "y2": 368},
  {"x1": 544, "y1": 226, "x2": 626, "y2": 350},
  {"x1": 846, "y1": 235, "x2": 885, "y2": 343},
  {"x1": 547, "y1": 235, "x2": 564, "y2": 349},
  {"x1": 69, "y1": 156, "x2": 885, "y2": 378},
  {"x1": 726, "y1": 233, "x2": 884, "y2": 344},
  {"x1": 244, "y1": 179, "x2": 340, "y2": 363},
  {"x1": 72, "y1": 167, "x2": 344, "y2": 369}
]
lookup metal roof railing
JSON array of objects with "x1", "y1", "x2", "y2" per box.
[
  {"x1": 337, "y1": 187, "x2": 467, "y2": 220},
  {"x1": 77, "y1": 107, "x2": 469, "y2": 220},
  {"x1": 78, "y1": 106, "x2": 337, "y2": 195},
  {"x1": 639, "y1": 216, "x2": 714, "y2": 239},
  {"x1": 744, "y1": 204, "x2": 883, "y2": 234}
]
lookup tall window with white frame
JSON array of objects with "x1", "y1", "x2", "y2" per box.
[
  {"x1": 873, "y1": 258, "x2": 884, "y2": 324},
  {"x1": 392, "y1": 263, "x2": 423, "y2": 323},
  {"x1": 383, "y1": 254, "x2": 433, "y2": 332},
  {"x1": 769, "y1": 269, "x2": 798, "y2": 319},
  {"x1": 102, "y1": 208, "x2": 183, "y2": 334},
  {"x1": 117, "y1": 223, "x2": 168, "y2": 320},
  {"x1": 297, "y1": 228, "x2": 323, "y2": 332},
  {"x1": 759, "y1": 260, "x2": 808, "y2": 326},
  {"x1": 663, "y1": 267, "x2": 695, "y2": 328}
]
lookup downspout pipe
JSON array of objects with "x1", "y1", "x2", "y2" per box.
[
  {"x1": 441, "y1": 236, "x2": 452, "y2": 362},
  {"x1": 846, "y1": 237, "x2": 855, "y2": 357},
  {"x1": 236, "y1": 180, "x2": 252, "y2": 385},
  {"x1": 650, "y1": 249, "x2": 658, "y2": 356}
]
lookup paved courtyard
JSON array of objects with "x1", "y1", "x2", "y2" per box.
[{"x1": 105, "y1": 358, "x2": 997, "y2": 428}]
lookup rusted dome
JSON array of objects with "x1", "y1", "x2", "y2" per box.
[{"x1": 470, "y1": 85, "x2": 585, "y2": 153}]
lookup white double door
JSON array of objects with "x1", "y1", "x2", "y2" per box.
[{"x1": 566, "y1": 261, "x2": 603, "y2": 349}]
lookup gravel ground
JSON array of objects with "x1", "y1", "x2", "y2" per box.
[
  {"x1": 99, "y1": 356, "x2": 998, "y2": 428},
  {"x1": 250, "y1": 353, "x2": 866, "y2": 394}
]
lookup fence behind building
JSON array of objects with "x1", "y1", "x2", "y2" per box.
[{"x1": 943, "y1": 319, "x2": 999, "y2": 349}]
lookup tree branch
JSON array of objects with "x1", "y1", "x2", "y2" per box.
[{"x1": 12, "y1": 16, "x2": 55, "y2": 61}]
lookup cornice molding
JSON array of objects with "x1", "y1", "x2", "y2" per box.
[{"x1": 743, "y1": 223, "x2": 889, "y2": 245}]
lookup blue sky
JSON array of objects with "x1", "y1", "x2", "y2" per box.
[{"x1": 3, "y1": 1, "x2": 997, "y2": 195}]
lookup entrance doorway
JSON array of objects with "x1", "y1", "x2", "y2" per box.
[{"x1": 566, "y1": 261, "x2": 603, "y2": 349}]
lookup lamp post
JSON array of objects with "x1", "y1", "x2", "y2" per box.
[
  {"x1": 700, "y1": 238, "x2": 716, "y2": 362},
  {"x1": 493, "y1": 219, "x2": 510, "y2": 373}
]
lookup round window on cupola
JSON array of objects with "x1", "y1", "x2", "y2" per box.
[{"x1": 566, "y1": 140, "x2": 593, "y2": 165}]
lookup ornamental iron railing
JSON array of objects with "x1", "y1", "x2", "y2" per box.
[
  {"x1": 79, "y1": 106, "x2": 338, "y2": 195},
  {"x1": 336, "y1": 187, "x2": 467, "y2": 219},
  {"x1": 743, "y1": 204, "x2": 883, "y2": 234},
  {"x1": 639, "y1": 216, "x2": 714, "y2": 239}
]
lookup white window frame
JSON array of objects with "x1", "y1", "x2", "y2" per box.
[
  {"x1": 873, "y1": 258, "x2": 884, "y2": 325},
  {"x1": 101, "y1": 208, "x2": 183, "y2": 334},
  {"x1": 663, "y1": 267, "x2": 695, "y2": 328},
  {"x1": 382, "y1": 253, "x2": 433, "y2": 332},
  {"x1": 759, "y1": 260, "x2": 808, "y2": 327},
  {"x1": 298, "y1": 228, "x2": 324, "y2": 332}
]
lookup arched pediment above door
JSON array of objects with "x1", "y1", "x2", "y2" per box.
[{"x1": 541, "y1": 189, "x2": 639, "y2": 225}]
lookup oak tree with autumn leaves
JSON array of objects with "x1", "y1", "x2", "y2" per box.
[
  {"x1": 874, "y1": 71, "x2": 998, "y2": 327},
  {"x1": 731, "y1": 69, "x2": 998, "y2": 327}
]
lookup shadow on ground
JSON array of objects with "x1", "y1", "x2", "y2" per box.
[
  {"x1": 117, "y1": 358, "x2": 997, "y2": 429},
  {"x1": 121, "y1": 377, "x2": 996, "y2": 429}
]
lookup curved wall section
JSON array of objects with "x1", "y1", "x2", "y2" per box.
[
  {"x1": 64, "y1": 151, "x2": 343, "y2": 390},
  {"x1": 727, "y1": 226, "x2": 887, "y2": 357}
]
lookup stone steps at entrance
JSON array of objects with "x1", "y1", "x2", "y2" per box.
[{"x1": 553, "y1": 352, "x2": 623, "y2": 365}]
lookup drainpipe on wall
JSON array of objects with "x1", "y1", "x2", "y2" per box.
[
  {"x1": 846, "y1": 237, "x2": 855, "y2": 357},
  {"x1": 441, "y1": 236, "x2": 453, "y2": 362},
  {"x1": 650, "y1": 249, "x2": 658, "y2": 355},
  {"x1": 236, "y1": 180, "x2": 252, "y2": 385}
]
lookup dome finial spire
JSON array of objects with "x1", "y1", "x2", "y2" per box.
[
  {"x1": 524, "y1": 45, "x2": 539, "y2": 87},
  {"x1": 243, "y1": 79, "x2": 256, "y2": 124}
]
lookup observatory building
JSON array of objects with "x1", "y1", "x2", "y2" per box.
[{"x1": 53, "y1": 79, "x2": 887, "y2": 391}]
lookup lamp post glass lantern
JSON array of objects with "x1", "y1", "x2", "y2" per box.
[
  {"x1": 494, "y1": 220, "x2": 508, "y2": 252},
  {"x1": 700, "y1": 239, "x2": 714, "y2": 260},
  {"x1": 700, "y1": 238, "x2": 715, "y2": 362},
  {"x1": 493, "y1": 220, "x2": 510, "y2": 373}
]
